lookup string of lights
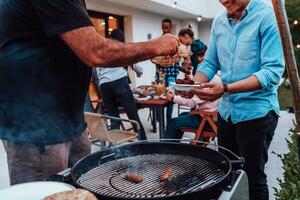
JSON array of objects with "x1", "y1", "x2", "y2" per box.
[{"x1": 292, "y1": 19, "x2": 300, "y2": 49}]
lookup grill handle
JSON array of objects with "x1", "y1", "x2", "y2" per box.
[
  {"x1": 230, "y1": 159, "x2": 245, "y2": 170},
  {"x1": 138, "y1": 139, "x2": 245, "y2": 166},
  {"x1": 46, "y1": 168, "x2": 72, "y2": 183}
]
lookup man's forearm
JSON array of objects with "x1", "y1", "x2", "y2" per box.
[
  {"x1": 227, "y1": 75, "x2": 261, "y2": 94},
  {"x1": 95, "y1": 39, "x2": 159, "y2": 67},
  {"x1": 193, "y1": 72, "x2": 209, "y2": 83},
  {"x1": 60, "y1": 26, "x2": 177, "y2": 67}
]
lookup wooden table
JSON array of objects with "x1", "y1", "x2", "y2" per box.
[{"x1": 136, "y1": 98, "x2": 172, "y2": 139}]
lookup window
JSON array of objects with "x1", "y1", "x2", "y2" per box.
[{"x1": 88, "y1": 10, "x2": 124, "y2": 38}]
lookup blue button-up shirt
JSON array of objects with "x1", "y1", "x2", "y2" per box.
[{"x1": 197, "y1": 0, "x2": 285, "y2": 124}]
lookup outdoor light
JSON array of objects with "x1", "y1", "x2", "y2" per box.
[
  {"x1": 101, "y1": 22, "x2": 106, "y2": 26},
  {"x1": 109, "y1": 16, "x2": 114, "y2": 20},
  {"x1": 297, "y1": 44, "x2": 300, "y2": 49},
  {"x1": 294, "y1": 20, "x2": 299, "y2": 25},
  {"x1": 197, "y1": 15, "x2": 202, "y2": 22},
  {"x1": 173, "y1": 2, "x2": 177, "y2": 8}
]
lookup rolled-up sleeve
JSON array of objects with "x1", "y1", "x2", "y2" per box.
[
  {"x1": 253, "y1": 12, "x2": 285, "y2": 90},
  {"x1": 197, "y1": 19, "x2": 220, "y2": 81}
]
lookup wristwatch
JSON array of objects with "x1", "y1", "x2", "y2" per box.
[{"x1": 223, "y1": 83, "x2": 229, "y2": 95}]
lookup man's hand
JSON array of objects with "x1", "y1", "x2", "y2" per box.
[
  {"x1": 155, "y1": 34, "x2": 179, "y2": 56},
  {"x1": 191, "y1": 82, "x2": 224, "y2": 102}
]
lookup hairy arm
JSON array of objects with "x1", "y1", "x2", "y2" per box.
[{"x1": 60, "y1": 26, "x2": 178, "y2": 67}]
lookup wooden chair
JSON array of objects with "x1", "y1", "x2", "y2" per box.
[
  {"x1": 89, "y1": 80, "x2": 102, "y2": 112},
  {"x1": 177, "y1": 104, "x2": 192, "y2": 116},
  {"x1": 84, "y1": 112, "x2": 138, "y2": 147},
  {"x1": 180, "y1": 110, "x2": 218, "y2": 145}
]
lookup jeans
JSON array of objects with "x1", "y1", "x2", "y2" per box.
[
  {"x1": 100, "y1": 77, "x2": 147, "y2": 140},
  {"x1": 164, "y1": 112, "x2": 211, "y2": 140},
  {"x1": 218, "y1": 110, "x2": 278, "y2": 200},
  {"x1": 3, "y1": 131, "x2": 91, "y2": 185},
  {"x1": 166, "y1": 104, "x2": 173, "y2": 123}
]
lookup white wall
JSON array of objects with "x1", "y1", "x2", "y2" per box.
[
  {"x1": 151, "y1": 0, "x2": 224, "y2": 19},
  {"x1": 197, "y1": 20, "x2": 212, "y2": 46}
]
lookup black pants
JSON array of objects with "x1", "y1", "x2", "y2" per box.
[
  {"x1": 100, "y1": 77, "x2": 147, "y2": 140},
  {"x1": 218, "y1": 111, "x2": 278, "y2": 200}
]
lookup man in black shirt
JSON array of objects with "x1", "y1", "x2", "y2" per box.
[{"x1": 0, "y1": 0, "x2": 178, "y2": 185}]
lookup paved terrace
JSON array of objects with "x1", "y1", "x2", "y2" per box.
[{"x1": 0, "y1": 109, "x2": 295, "y2": 200}]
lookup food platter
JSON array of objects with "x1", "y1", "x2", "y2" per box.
[
  {"x1": 133, "y1": 94, "x2": 152, "y2": 101},
  {"x1": 174, "y1": 84, "x2": 201, "y2": 92}
]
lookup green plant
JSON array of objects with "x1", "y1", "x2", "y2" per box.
[
  {"x1": 273, "y1": 128, "x2": 300, "y2": 200},
  {"x1": 285, "y1": 0, "x2": 300, "y2": 75},
  {"x1": 278, "y1": 82, "x2": 293, "y2": 110}
]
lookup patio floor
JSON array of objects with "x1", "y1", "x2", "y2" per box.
[{"x1": 0, "y1": 108, "x2": 295, "y2": 200}]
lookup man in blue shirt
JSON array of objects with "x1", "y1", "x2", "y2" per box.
[{"x1": 192, "y1": 0, "x2": 284, "y2": 199}]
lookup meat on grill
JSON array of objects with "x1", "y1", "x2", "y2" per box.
[
  {"x1": 125, "y1": 172, "x2": 144, "y2": 184},
  {"x1": 159, "y1": 168, "x2": 172, "y2": 182}
]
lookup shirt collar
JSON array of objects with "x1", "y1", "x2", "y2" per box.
[{"x1": 227, "y1": 0, "x2": 257, "y2": 23}]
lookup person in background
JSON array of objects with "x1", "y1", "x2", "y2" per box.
[
  {"x1": 177, "y1": 28, "x2": 207, "y2": 75},
  {"x1": 97, "y1": 29, "x2": 147, "y2": 140},
  {"x1": 164, "y1": 49, "x2": 221, "y2": 140},
  {"x1": 165, "y1": 73, "x2": 221, "y2": 140},
  {"x1": 156, "y1": 18, "x2": 180, "y2": 123},
  {"x1": 0, "y1": 0, "x2": 178, "y2": 185},
  {"x1": 191, "y1": 0, "x2": 284, "y2": 199}
]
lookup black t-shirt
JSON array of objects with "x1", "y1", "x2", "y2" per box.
[{"x1": 0, "y1": 0, "x2": 92, "y2": 145}]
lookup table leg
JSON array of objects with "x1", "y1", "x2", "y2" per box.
[
  {"x1": 152, "y1": 108, "x2": 157, "y2": 133},
  {"x1": 158, "y1": 106, "x2": 165, "y2": 139}
]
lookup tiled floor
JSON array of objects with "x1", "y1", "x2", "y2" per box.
[{"x1": 0, "y1": 109, "x2": 295, "y2": 200}]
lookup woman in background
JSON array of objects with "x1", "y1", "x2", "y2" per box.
[{"x1": 97, "y1": 29, "x2": 147, "y2": 140}]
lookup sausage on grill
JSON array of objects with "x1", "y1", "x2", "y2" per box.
[
  {"x1": 159, "y1": 168, "x2": 172, "y2": 182},
  {"x1": 125, "y1": 172, "x2": 144, "y2": 184}
]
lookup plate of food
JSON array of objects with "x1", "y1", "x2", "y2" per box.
[
  {"x1": 133, "y1": 94, "x2": 151, "y2": 101},
  {"x1": 151, "y1": 54, "x2": 180, "y2": 67},
  {"x1": 159, "y1": 94, "x2": 167, "y2": 100},
  {"x1": 174, "y1": 84, "x2": 201, "y2": 92}
]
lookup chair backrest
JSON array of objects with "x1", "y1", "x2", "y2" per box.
[
  {"x1": 186, "y1": 110, "x2": 218, "y2": 144},
  {"x1": 89, "y1": 80, "x2": 101, "y2": 110},
  {"x1": 84, "y1": 112, "x2": 110, "y2": 141}
]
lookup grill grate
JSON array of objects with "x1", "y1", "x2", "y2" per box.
[{"x1": 77, "y1": 154, "x2": 226, "y2": 199}]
